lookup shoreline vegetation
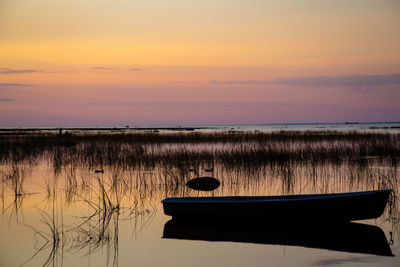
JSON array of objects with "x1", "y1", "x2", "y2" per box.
[
  {"x1": 1, "y1": 130, "x2": 398, "y2": 202},
  {"x1": 1, "y1": 130, "x2": 399, "y2": 215},
  {"x1": 0, "y1": 130, "x2": 399, "y2": 265},
  {"x1": 1, "y1": 121, "x2": 400, "y2": 134},
  {"x1": 1, "y1": 130, "x2": 399, "y2": 166}
]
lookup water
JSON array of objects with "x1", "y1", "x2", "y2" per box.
[{"x1": 0, "y1": 130, "x2": 399, "y2": 267}]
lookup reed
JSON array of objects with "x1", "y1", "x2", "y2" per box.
[
  {"x1": 1, "y1": 131, "x2": 399, "y2": 191},
  {"x1": 1, "y1": 131, "x2": 398, "y2": 165},
  {"x1": 1, "y1": 130, "x2": 399, "y2": 224}
]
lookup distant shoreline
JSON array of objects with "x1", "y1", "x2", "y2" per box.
[
  {"x1": 1, "y1": 121, "x2": 400, "y2": 130},
  {"x1": 1, "y1": 121, "x2": 400, "y2": 133}
]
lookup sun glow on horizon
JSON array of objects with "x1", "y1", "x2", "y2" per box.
[{"x1": 1, "y1": 0, "x2": 399, "y2": 126}]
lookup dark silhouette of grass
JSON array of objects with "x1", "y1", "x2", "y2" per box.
[
  {"x1": 0, "y1": 156, "x2": 397, "y2": 266},
  {"x1": 0, "y1": 129, "x2": 398, "y2": 266},
  {"x1": 1, "y1": 131, "x2": 398, "y2": 167},
  {"x1": 15, "y1": 166, "x2": 158, "y2": 267}
]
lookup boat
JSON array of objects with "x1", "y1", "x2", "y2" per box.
[
  {"x1": 163, "y1": 219, "x2": 394, "y2": 256},
  {"x1": 162, "y1": 189, "x2": 392, "y2": 222}
]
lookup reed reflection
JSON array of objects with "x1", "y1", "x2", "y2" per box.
[
  {"x1": 0, "y1": 130, "x2": 399, "y2": 266},
  {"x1": 1, "y1": 165, "x2": 27, "y2": 224},
  {"x1": 0, "y1": 166, "x2": 158, "y2": 267}
]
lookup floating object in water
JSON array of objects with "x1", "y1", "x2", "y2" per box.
[
  {"x1": 186, "y1": 177, "x2": 220, "y2": 191},
  {"x1": 162, "y1": 189, "x2": 392, "y2": 222},
  {"x1": 94, "y1": 170, "x2": 104, "y2": 173}
]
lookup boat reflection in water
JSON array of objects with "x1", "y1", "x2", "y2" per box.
[{"x1": 163, "y1": 219, "x2": 394, "y2": 257}]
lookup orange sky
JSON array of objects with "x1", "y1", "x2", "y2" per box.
[{"x1": 1, "y1": 0, "x2": 400, "y2": 126}]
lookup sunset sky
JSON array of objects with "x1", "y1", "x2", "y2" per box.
[{"x1": 1, "y1": 0, "x2": 400, "y2": 126}]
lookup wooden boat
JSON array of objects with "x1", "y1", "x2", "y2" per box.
[
  {"x1": 162, "y1": 189, "x2": 392, "y2": 222},
  {"x1": 163, "y1": 219, "x2": 394, "y2": 256}
]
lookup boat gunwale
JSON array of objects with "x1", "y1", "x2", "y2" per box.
[{"x1": 161, "y1": 189, "x2": 393, "y2": 204}]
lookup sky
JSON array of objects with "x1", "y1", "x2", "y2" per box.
[{"x1": 0, "y1": 0, "x2": 400, "y2": 127}]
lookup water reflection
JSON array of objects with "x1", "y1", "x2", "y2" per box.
[
  {"x1": 0, "y1": 166, "x2": 158, "y2": 267},
  {"x1": 0, "y1": 131, "x2": 399, "y2": 266},
  {"x1": 163, "y1": 219, "x2": 394, "y2": 257}
]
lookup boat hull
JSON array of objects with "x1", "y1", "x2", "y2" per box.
[{"x1": 162, "y1": 189, "x2": 392, "y2": 222}]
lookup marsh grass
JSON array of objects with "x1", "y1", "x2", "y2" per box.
[
  {"x1": 0, "y1": 165, "x2": 27, "y2": 223},
  {"x1": 1, "y1": 131, "x2": 399, "y2": 203},
  {"x1": 0, "y1": 130, "x2": 399, "y2": 266},
  {"x1": 1, "y1": 130, "x2": 398, "y2": 214},
  {"x1": 1, "y1": 131, "x2": 398, "y2": 170},
  {"x1": 15, "y1": 167, "x2": 158, "y2": 267},
  {"x1": 0, "y1": 161, "x2": 398, "y2": 266}
]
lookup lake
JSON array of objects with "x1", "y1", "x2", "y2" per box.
[{"x1": 0, "y1": 129, "x2": 399, "y2": 266}]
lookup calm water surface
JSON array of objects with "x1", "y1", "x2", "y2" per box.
[{"x1": 0, "y1": 133, "x2": 399, "y2": 267}]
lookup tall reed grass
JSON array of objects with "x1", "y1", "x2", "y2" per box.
[{"x1": 1, "y1": 131, "x2": 399, "y2": 169}]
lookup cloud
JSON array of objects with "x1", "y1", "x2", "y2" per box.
[
  {"x1": 93, "y1": 66, "x2": 116, "y2": 70},
  {"x1": 129, "y1": 68, "x2": 142, "y2": 71},
  {"x1": 0, "y1": 83, "x2": 33, "y2": 87},
  {"x1": 0, "y1": 68, "x2": 39, "y2": 74},
  {"x1": 350, "y1": 85, "x2": 376, "y2": 94},
  {"x1": 211, "y1": 73, "x2": 400, "y2": 92},
  {"x1": 85, "y1": 101, "x2": 338, "y2": 109},
  {"x1": 0, "y1": 68, "x2": 70, "y2": 74},
  {"x1": 87, "y1": 101, "x2": 236, "y2": 107},
  {"x1": 87, "y1": 101, "x2": 194, "y2": 107},
  {"x1": 0, "y1": 98, "x2": 15, "y2": 102}
]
